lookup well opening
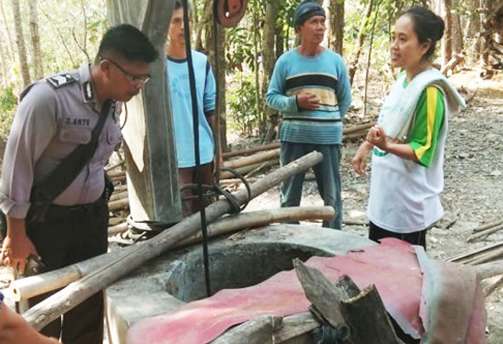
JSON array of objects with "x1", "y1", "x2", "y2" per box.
[{"x1": 164, "y1": 242, "x2": 331, "y2": 302}]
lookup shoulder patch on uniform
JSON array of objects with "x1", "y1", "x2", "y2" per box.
[{"x1": 47, "y1": 74, "x2": 76, "y2": 88}]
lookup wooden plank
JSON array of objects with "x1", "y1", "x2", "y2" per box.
[{"x1": 293, "y1": 259, "x2": 350, "y2": 340}]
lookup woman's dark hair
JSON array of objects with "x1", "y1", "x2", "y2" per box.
[
  {"x1": 402, "y1": 7, "x2": 445, "y2": 60},
  {"x1": 96, "y1": 24, "x2": 158, "y2": 64}
]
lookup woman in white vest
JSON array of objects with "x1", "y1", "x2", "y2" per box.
[{"x1": 352, "y1": 7, "x2": 465, "y2": 249}]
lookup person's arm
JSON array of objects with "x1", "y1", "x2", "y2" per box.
[
  {"x1": 352, "y1": 141, "x2": 373, "y2": 175},
  {"x1": 407, "y1": 86, "x2": 445, "y2": 167},
  {"x1": 366, "y1": 126, "x2": 417, "y2": 161},
  {"x1": 265, "y1": 56, "x2": 298, "y2": 112},
  {"x1": 0, "y1": 84, "x2": 57, "y2": 272},
  {"x1": 0, "y1": 299, "x2": 60, "y2": 344},
  {"x1": 203, "y1": 63, "x2": 223, "y2": 167},
  {"x1": 335, "y1": 55, "x2": 352, "y2": 117}
]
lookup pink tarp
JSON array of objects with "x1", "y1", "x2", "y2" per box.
[{"x1": 127, "y1": 238, "x2": 485, "y2": 344}]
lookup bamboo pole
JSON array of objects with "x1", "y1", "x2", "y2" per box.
[
  {"x1": 220, "y1": 160, "x2": 278, "y2": 179},
  {"x1": 108, "y1": 198, "x2": 129, "y2": 212},
  {"x1": 109, "y1": 191, "x2": 128, "y2": 202},
  {"x1": 221, "y1": 124, "x2": 374, "y2": 160},
  {"x1": 16, "y1": 206, "x2": 334, "y2": 300},
  {"x1": 22, "y1": 152, "x2": 323, "y2": 329},
  {"x1": 223, "y1": 142, "x2": 280, "y2": 159},
  {"x1": 449, "y1": 241, "x2": 503, "y2": 263},
  {"x1": 475, "y1": 259, "x2": 503, "y2": 280},
  {"x1": 105, "y1": 160, "x2": 125, "y2": 172},
  {"x1": 108, "y1": 223, "x2": 128, "y2": 236},
  {"x1": 467, "y1": 223, "x2": 503, "y2": 242},
  {"x1": 108, "y1": 170, "x2": 126, "y2": 179},
  {"x1": 472, "y1": 219, "x2": 503, "y2": 233},
  {"x1": 223, "y1": 149, "x2": 280, "y2": 169}
]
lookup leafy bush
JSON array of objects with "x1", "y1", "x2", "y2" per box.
[
  {"x1": 0, "y1": 88, "x2": 16, "y2": 139},
  {"x1": 227, "y1": 71, "x2": 259, "y2": 135}
]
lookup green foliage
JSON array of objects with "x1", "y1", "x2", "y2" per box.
[
  {"x1": 226, "y1": 27, "x2": 256, "y2": 72},
  {"x1": 0, "y1": 88, "x2": 16, "y2": 139},
  {"x1": 227, "y1": 72, "x2": 259, "y2": 135}
]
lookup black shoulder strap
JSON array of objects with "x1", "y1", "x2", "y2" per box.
[{"x1": 27, "y1": 100, "x2": 113, "y2": 224}]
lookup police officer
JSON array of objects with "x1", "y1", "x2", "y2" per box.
[{"x1": 0, "y1": 24, "x2": 157, "y2": 344}]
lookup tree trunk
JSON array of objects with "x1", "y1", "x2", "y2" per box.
[
  {"x1": 0, "y1": 36, "x2": 9, "y2": 87},
  {"x1": 329, "y1": 0, "x2": 344, "y2": 55},
  {"x1": 195, "y1": 0, "x2": 212, "y2": 51},
  {"x1": 275, "y1": 16, "x2": 284, "y2": 58},
  {"x1": 452, "y1": 6, "x2": 463, "y2": 54},
  {"x1": 0, "y1": 1, "x2": 15, "y2": 62},
  {"x1": 28, "y1": 0, "x2": 43, "y2": 80},
  {"x1": 262, "y1": 0, "x2": 278, "y2": 142},
  {"x1": 364, "y1": 0, "x2": 382, "y2": 117},
  {"x1": 253, "y1": 12, "x2": 263, "y2": 136},
  {"x1": 348, "y1": 0, "x2": 374, "y2": 84},
  {"x1": 442, "y1": 0, "x2": 452, "y2": 67},
  {"x1": 11, "y1": 0, "x2": 31, "y2": 88},
  {"x1": 465, "y1": 0, "x2": 481, "y2": 62},
  {"x1": 206, "y1": 20, "x2": 227, "y2": 151},
  {"x1": 480, "y1": 0, "x2": 490, "y2": 67}
]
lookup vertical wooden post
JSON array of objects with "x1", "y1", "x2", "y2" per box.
[{"x1": 107, "y1": 0, "x2": 183, "y2": 224}]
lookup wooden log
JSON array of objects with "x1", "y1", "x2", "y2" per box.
[
  {"x1": 467, "y1": 223, "x2": 503, "y2": 242},
  {"x1": 343, "y1": 131, "x2": 369, "y2": 141},
  {"x1": 483, "y1": 275, "x2": 503, "y2": 297},
  {"x1": 222, "y1": 124, "x2": 373, "y2": 160},
  {"x1": 107, "y1": 170, "x2": 126, "y2": 179},
  {"x1": 109, "y1": 190, "x2": 128, "y2": 202},
  {"x1": 219, "y1": 178, "x2": 259, "y2": 185},
  {"x1": 223, "y1": 143, "x2": 280, "y2": 159},
  {"x1": 472, "y1": 219, "x2": 503, "y2": 233},
  {"x1": 293, "y1": 259, "x2": 350, "y2": 340},
  {"x1": 342, "y1": 122, "x2": 373, "y2": 134},
  {"x1": 211, "y1": 312, "x2": 319, "y2": 344},
  {"x1": 223, "y1": 149, "x2": 280, "y2": 169},
  {"x1": 440, "y1": 53, "x2": 465, "y2": 75},
  {"x1": 178, "y1": 206, "x2": 335, "y2": 246},
  {"x1": 220, "y1": 160, "x2": 278, "y2": 179},
  {"x1": 108, "y1": 223, "x2": 128, "y2": 236},
  {"x1": 468, "y1": 246, "x2": 503, "y2": 265},
  {"x1": 245, "y1": 161, "x2": 274, "y2": 178},
  {"x1": 448, "y1": 240, "x2": 503, "y2": 263},
  {"x1": 108, "y1": 198, "x2": 129, "y2": 212},
  {"x1": 22, "y1": 151, "x2": 324, "y2": 330},
  {"x1": 474, "y1": 259, "x2": 503, "y2": 280},
  {"x1": 105, "y1": 160, "x2": 125, "y2": 172},
  {"x1": 17, "y1": 206, "x2": 335, "y2": 300},
  {"x1": 341, "y1": 285, "x2": 405, "y2": 344}
]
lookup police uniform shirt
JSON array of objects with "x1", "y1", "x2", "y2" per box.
[{"x1": 0, "y1": 65, "x2": 122, "y2": 219}]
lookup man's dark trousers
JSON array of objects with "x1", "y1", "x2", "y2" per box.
[
  {"x1": 27, "y1": 198, "x2": 109, "y2": 344},
  {"x1": 280, "y1": 142, "x2": 342, "y2": 229}
]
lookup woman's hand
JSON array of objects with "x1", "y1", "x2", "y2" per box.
[
  {"x1": 366, "y1": 126, "x2": 388, "y2": 151},
  {"x1": 352, "y1": 141, "x2": 373, "y2": 176}
]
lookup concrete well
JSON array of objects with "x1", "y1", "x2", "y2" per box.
[{"x1": 105, "y1": 224, "x2": 374, "y2": 344}]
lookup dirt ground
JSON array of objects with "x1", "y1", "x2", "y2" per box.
[{"x1": 235, "y1": 68, "x2": 503, "y2": 343}]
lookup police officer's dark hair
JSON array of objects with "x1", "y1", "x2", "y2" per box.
[
  {"x1": 95, "y1": 24, "x2": 158, "y2": 64},
  {"x1": 402, "y1": 7, "x2": 444, "y2": 60}
]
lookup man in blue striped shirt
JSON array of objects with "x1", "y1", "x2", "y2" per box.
[{"x1": 266, "y1": 0, "x2": 352, "y2": 229}]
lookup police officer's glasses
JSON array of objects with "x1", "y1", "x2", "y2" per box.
[{"x1": 103, "y1": 57, "x2": 151, "y2": 85}]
